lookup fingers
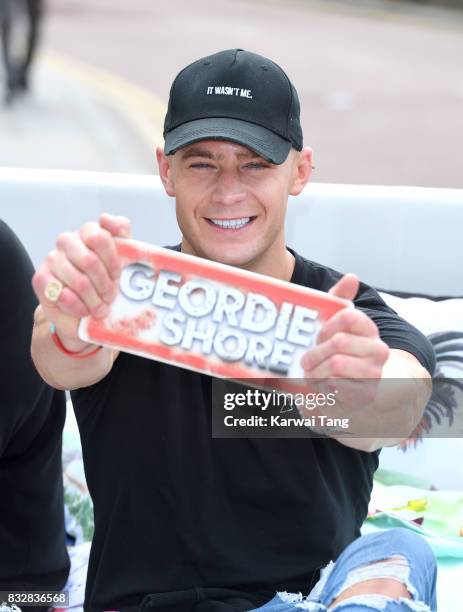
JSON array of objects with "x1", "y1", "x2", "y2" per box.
[
  {"x1": 301, "y1": 309, "x2": 389, "y2": 379},
  {"x1": 32, "y1": 270, "x2": 88, "y2": 337},
  {"x1": 99, "y1": 213, "x2": 132, "y2": 239},
  {"x1": 317, "y1": 308, "x2": 379, "y2": 345},
  {"x1": 55, "y1": 231, "x2": 117, "y2": 309},
  {"x1": 32, "y1": 214, "x2": 131, "y2": 338},
  {"x1": 302, "y1": 333, "x2": 389, "y2": 373},
  {"x1": 80, "y1": 221, "x2": 122, "y2": 281},
  {"x1": 46, "y1": 248, "x2": 110, "y2": 317},
  {"x1": 302, "y1": 354, "x2": 386, "y2": 379}
]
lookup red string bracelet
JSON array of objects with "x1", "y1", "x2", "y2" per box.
[{"x1": 50, "y1": 324, "x2": 102, "y2": 359}]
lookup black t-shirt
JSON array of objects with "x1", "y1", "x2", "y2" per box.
[
  {"x1": 0, "y1": 221, "x2": 69, "y2": 598},
  {"x1": 72, "y1": 247, "x2": 435, "y2": 612}
]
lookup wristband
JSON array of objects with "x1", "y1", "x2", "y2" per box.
[{"x1": 50, "y1": 323, "x2": 102, "y2": 359}]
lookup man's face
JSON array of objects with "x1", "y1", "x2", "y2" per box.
[{"x1": 157, "y1": 140, "x2": 312, "y2": 269}]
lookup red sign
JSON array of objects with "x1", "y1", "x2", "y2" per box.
[{"x1": 79, "y1": 240, "x2": 352, "y2": 382}]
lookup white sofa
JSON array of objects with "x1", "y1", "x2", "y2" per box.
[{"x1": 1, "y1": 167, "x2": 462, "y2": 296}]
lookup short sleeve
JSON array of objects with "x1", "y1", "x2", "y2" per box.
[{"x1": 354, "y1": 282, "x2": 436, "y2": 376}]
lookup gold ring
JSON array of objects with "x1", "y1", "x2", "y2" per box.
[{"x1": 44, "y1": 280, "x2": 64, "y2": 303}]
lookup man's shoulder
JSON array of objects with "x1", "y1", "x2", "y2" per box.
[
  {"x1": 289, "y1": 248, "x2": 435, "y2": 374},
  {"x1": 289, "y1": 248, "x2": 344, "y2": 292}
]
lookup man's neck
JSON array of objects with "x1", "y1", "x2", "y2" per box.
[{"x1": 242, "y1": 247, "x2": 296, "y2": 282}]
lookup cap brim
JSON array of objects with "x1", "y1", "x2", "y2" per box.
[{"x1": 164, "y1": 118, "x2": 292, "y2": 165}]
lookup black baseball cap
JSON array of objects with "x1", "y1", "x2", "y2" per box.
[{"x1": 163, "y1": 49, "x2": 303, "y2": 165}]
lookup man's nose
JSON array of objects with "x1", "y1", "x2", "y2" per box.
[{"x1": 211, "y1": 171, "x2": 246, "y2": 206}]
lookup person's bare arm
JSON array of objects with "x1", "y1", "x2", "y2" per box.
[{"x1": 31, "y1": 214, "x2": 131, "y2": 390}]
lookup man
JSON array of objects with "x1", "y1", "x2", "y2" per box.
[
  {"x1": 31, "y1": 50, "x2": 437, "y2": 612},
  {"x1": 0, "y1": 220, "x2": 69, "y2": 611}
]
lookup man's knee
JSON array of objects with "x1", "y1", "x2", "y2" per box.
[
  {"x1": 322, "y1": 531, "x2": 437, "y2": 611},
  {"x1": 327, "y1": 555, "x2": 411, "y2": 609}
]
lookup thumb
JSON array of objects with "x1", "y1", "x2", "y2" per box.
[{"x1": 328, "y1": 273, "x2": 359, "y2": 301}]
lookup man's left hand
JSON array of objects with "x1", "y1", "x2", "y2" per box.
[{"x1": 300, "y1": 274, "x2": 390, "y2": 379}]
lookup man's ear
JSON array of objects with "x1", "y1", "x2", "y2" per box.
[
  {"x1": 289, "y1": 147, "x2": 313, "y2": 196},
  {"x1": 156, "y1": 147, "x2": 175, "y2": 196}
]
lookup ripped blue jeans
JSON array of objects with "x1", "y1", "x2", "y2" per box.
[{"x1": 251, "y1": 528, "x2": 437, "y2": 611}]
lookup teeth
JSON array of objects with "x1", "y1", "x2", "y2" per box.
[{"x1": 210, "y1": 217, "x2": 251, "y2": 229}]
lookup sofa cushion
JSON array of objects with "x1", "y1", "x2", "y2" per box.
[{"x1": 378, "y1": 292, "x2": 463, "y2": 490}]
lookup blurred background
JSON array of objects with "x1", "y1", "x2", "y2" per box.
[{"x1": 1, "y1": 0, "x2": 463, "y2": 187}]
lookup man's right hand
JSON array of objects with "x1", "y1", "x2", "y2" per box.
[{"x1": 32, "y1": 213, "x2": 132, "y2": 351}]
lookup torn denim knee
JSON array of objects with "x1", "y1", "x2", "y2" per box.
[
  {"x1": 316, "y1": 530, "x2": 437, "y2": 611},
  {"x1": 336, "y1": 557, "x2": 409, "y2": 596},
  {"x1": 328, "y1": 557, "x2": 432, "y2": 612}
]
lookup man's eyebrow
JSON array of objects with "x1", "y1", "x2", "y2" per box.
[
  {"x1": 236, "y1": 151, "x2": 261, "y2": 160},
  {"x1": 181, "y1": 147, "x2": 215, "y2": 160},
  {"x1": 180, "y1": 147, "x2": 263, "y2": 161}
]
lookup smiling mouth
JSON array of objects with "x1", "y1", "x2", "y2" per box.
[{"x1": 206, "y1": 216, "x2": 256, "y2": 230}]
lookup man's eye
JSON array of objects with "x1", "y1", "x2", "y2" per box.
[
  {"x1": 190, "y1": 162, "x2": 214, "y2": 169},
  {"x1": 244, "y1": 162, "x2": 267, "y2": 170}
]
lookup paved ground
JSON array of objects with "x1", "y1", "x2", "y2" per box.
[
  {"x1": 1, "y1": 0, "x2": 463, "y2": 187},
  {"x1": 0, "y1": 57, "x2": 154, "y2": 173}
]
